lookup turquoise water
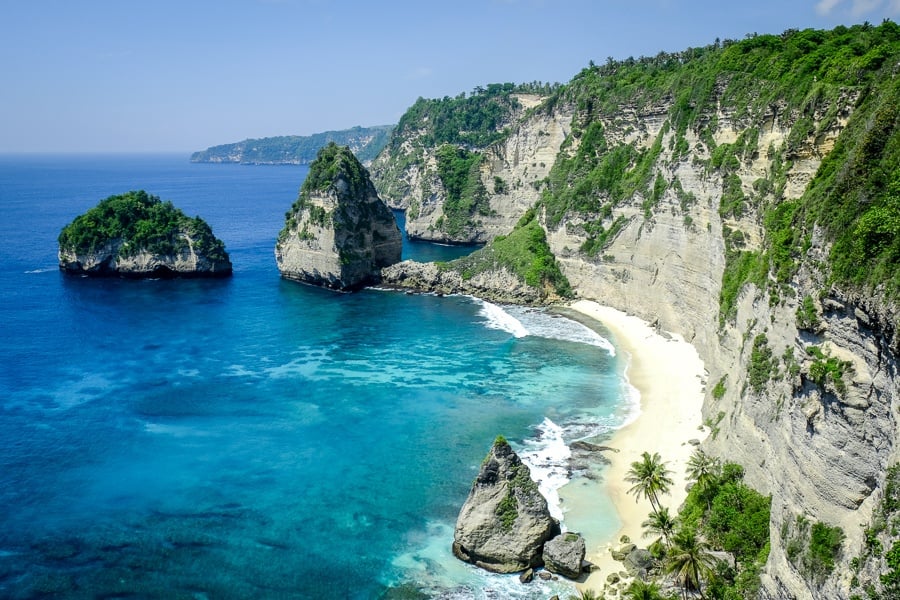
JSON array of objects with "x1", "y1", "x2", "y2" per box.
[{"x1": 0, "y1": 155, "x2": 629, "y2": 598}]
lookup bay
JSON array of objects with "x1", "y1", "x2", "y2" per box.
[{"x1": 0, "y1": 154, "x2": 627, "y2": 598}]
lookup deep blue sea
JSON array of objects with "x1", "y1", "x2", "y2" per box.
[{"x1": 0, "y1": 154, "x2": 630, "y2": 599}]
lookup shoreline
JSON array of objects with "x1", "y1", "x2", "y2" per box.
[{"x1": 561, "y1": 300, "x2": 708, "y2": 592}]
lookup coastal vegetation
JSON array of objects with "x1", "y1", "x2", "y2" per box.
[
  {"x1": 529, "y1": 21, "x2": 900, "y2": 316},
  {"x1": 390, "y1": 82, "x2": 559, "y2": 151},
  {"x1": 610, "y1": 451, "x2": 771, "y2": 599},
  {"x1": 434, "y1": 144, "x2": 491, "y2": 237},
  {"x1": 190, "y1": 124, "x2": 393, "y2": 165},
  {"x1": 440, "y1": 209, "x2": 572, "y2": 299},
  {"x1": 58, "y1": 190, "x2": 228, "y2": 262}
]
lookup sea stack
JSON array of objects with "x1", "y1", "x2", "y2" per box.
[
  {"x1": 58, "y1": 190, "x2": 232, "y2": 278},
  {"x1": 275, "y1": 142, "x2": 402, "y2": 291},
  {"x1": 452, "y1": 436, "x2": 559, "y2": 573}
]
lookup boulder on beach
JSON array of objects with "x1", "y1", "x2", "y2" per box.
[
  {"x1": 452, "y1": 436, "x2": 559, "y2": 573},
  {"x1": 542, "y1": 532, "x2": 586, "y2": 579}
]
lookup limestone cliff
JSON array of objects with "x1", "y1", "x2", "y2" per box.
[
  {"x1": 58, "y1": 190, "x2": 232, "y2": 278},
  {"x1": 275, "y1": 143, "x2": 401, "y2": 291},
  {"x1": 377, "y1": 23, "x2": 900, "y2": 598},
  {"x1": 452, "y1": 436, "x2": 559, "y2": 573},
  {"x1": 370, "y1": 84, "x2": 570, "y2": 243}
]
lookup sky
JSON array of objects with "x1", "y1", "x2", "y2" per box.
[{"x1": 2, "y1": 0, "x2": 899, "y2": 153}]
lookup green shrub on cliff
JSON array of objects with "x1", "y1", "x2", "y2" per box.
[
  {"x1": 390, "y1": 83, "x2": 551, "y2": 150},
  {"x1": 434, "y1": 145, "x2": 491, "y2": 237},
  {"x1": 58, "y1": 190, "x2": 228, "y2": 261},
  {"x1": 536, "y1": 21, "x2": 900, "y2": 307},
  {"x1": 446, "y1": 210, "x2": 572, "y2": 298}
]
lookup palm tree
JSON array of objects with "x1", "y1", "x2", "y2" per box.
[
  {"x1": 567, "y1": 588, "x2": 603, "y2": 600},
  {"x1": 641, "y1": 505, "x2": 678, "y2": 549},
  {"x1": 685, "y1": 449, "x2": 721, "y2": 511},
  {"x1": 625, "y1": 579, "x2": 663, "y2": 600},
  {"x1": 665, "y1": 527, "x2": 719, "y2": 600},
  {"x1": 625, "y1": 451, "x2": 674, "y2": 513}
]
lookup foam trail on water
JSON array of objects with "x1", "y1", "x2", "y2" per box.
[
  {"x1": 473, "y1": 298, "x2": 528, "y2": 338},
  {"x1": 518, "y1": 418, "x2": 570, "y2": 524},
  {"x1": 505, "y1": 306, "x2": 616, "y2": 356}
]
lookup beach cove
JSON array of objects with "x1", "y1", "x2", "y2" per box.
[
  {"x1": 0, "y1": 154, "x2": 660, "y2": 599},
  {"x1": 559, "y1": 300, "x2": 708, "y2": 592}
]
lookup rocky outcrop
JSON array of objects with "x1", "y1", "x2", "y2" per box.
[
  {"x1": 58, "y1": 190, "x2": 232, "y2": 278},
  {"x1": 452, "y1": 437, "x2": 559, "y2": 573},
  {"x1": 275, "y1": 143, "x2": 401, "y2": 291},
  {"x1": 59, "y1": 242, "x2": 232, "y2": 278},
  {"x1": 380, "y1": 260, "x2": 545, "y2": 305},
  {"x1": 371, "y1": 92, "x2": 571, "y2": 243},
  {"x1": 542, "y1": 532, "x2": 586, "y2": 579}
]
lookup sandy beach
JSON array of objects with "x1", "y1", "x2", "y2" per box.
[{"x1": 563, "y1": 300, "x2": 708, "y2": 592}]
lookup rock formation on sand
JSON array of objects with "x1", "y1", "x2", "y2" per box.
[
  {"x1": 58, "y1": 190, "x2": 232, "y2": 278},
  {"x1": 275, "y1": 142, "x2": 401, "y2": 291},
  {"x1": 452, "y1": 436, "x2": 559, "y2": 573},
  {"x1": 542, "y1": 532, "x2": 586, "y2": 579}
]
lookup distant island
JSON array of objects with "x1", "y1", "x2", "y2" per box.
[{"x1": 190, "y1": 125, "x2": 394, "y2": 165}]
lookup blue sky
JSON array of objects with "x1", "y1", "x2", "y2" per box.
[{"x1": 2, "y1": 0, "x2": 898, "y2": 153}]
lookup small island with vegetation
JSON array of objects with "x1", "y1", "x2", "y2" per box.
[
  {"x1": 58, "y1": 190, "x2": 232, "y2": 278},
  {"x1": 275, "y1": 143, "x2": 401, "y2": 290}
]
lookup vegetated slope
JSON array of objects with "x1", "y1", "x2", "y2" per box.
[
  {"x1": 190, "y1": 125, "x2": 393, "y2": 165},
  {"x1": 370, "y1": 82, "x2": 566, "y2": 243}
]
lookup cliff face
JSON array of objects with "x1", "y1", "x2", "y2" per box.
[
  {"x1": 371, "y1": 88, "x2": 571, "y2": 243},
  {"x1": 59, "y1": 236, "x2": 232, "y2": 278},
  {"x1": 275, "y1": 143, "x2": 401, "y2": 290},
  {"x1": 376, "y1": 24, "x2": 900, "y2": 597}
]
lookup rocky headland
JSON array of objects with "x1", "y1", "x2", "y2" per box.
[
  {"x1": 57, "y1": 190, "x2": 232, "y2": 278},
  {"x1": 375, "y1": 23, "x2": 900, "y2": 599},
  {"x1": 452, "y1": 436, "x2": 566, "y2": 574},
  {"x1": 275, "y1": 142, "x2": 401, "y2": 291}
]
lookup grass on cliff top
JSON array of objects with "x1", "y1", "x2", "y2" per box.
[
  {"x1": 298, "y1": 142, "x2": 370, "y2": 203},
  {"x1": 389, "y1": 82, "x2": 560, "y2": 151},
  {"x1": 58, "y1": 190, "x2": 228, "y2": 261},
  {"x1": 541, "y1": 20, "x2": 900, "y2": 303},
  {"x1": 443, "y1": 209, "x2": 572, "y2": 299}
]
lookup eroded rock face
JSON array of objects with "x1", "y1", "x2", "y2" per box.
[
  {"x1": 380, "y1": 260, "x2": 544, "y2": 305},
  {"x1": 542, "y1": 532, "x2": 586, "y2": 579},
  {"x1": 275, "y1": 143, "x2": 401, "y2": 291},
  {"x1": 452, "y1": 437, "x2": 558, "y2": 573}
]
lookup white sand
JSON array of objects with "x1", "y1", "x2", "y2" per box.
[{"x1": 564, "y1": 300, "x2": 708, "y2": 591}]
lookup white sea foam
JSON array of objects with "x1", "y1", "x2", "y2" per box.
[
  {"x1": 24, "y1": 267, "x2": 55, "y2": 274},
  {"x1": 505, "y1": 305, "x2": 616, "y2": 356},
  {"x1": 389, "y1": 521, "x2": 571, "y2": 599},
  {"x1": 518, "y1": 418, "x2": 571, "y2": 524},
  {"x1": 473, "y1": 298, "x2": 528, "y2": 338}
]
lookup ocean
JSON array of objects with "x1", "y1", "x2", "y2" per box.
[{"x1": 0, "y1": 154, "x2": 633, "y2": 599}]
